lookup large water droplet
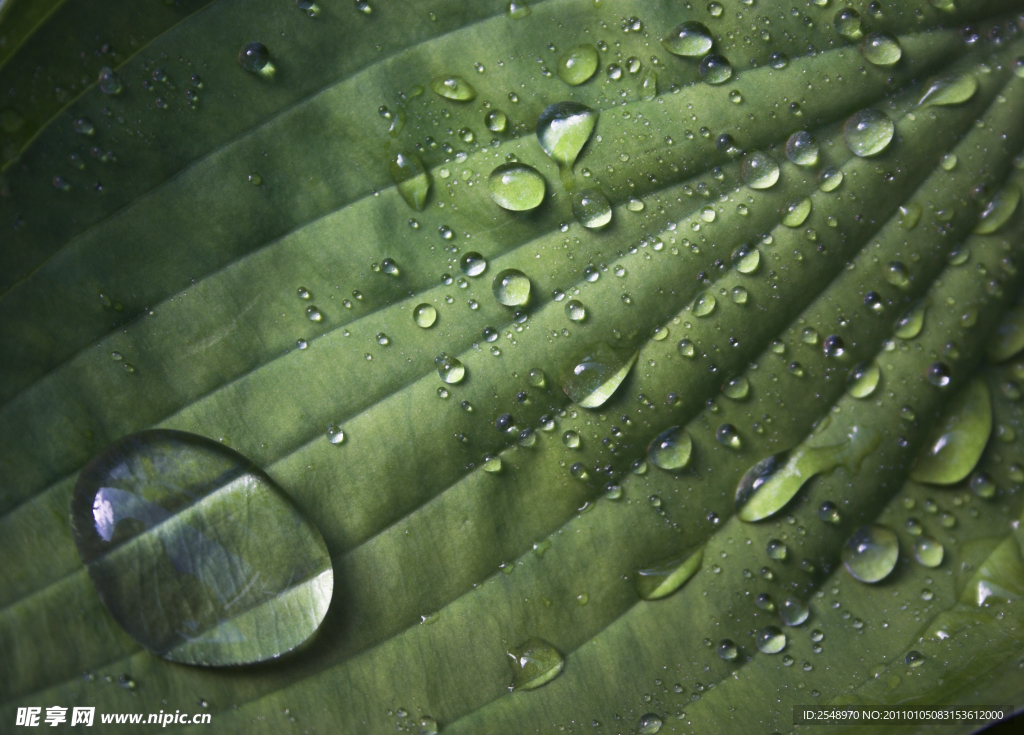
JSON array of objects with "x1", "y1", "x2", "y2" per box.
[
  {"x1": 910, "y1": 378, "x2": 991, "y2": 485},
  {"x1": 460, "y1": 252, "x2": 487, "y2": 277},
  {"x1": 973, "y1": 184, "x2": 1021, "y2": 235},
  {"x1": 564, "y1": 299, "x2": 586, "y2": 321},
  {"x1": 861, "y1": 32, "x2": 902, "y2": 65},
  {"x1": 537, "y1": 102, "x2": 598, "y2": 188},
  {"x1": 782, "y1": 198, "x2": 812, "y2": 227},
  {"x1": 389, "y1": 152, "x2": 431, "y2": 211},
  {"x1": 894, "y1": 300, "x2": 927, "y2": 339},
  {"x1": 722, "y1": 374, "x2": 750, "y2": 400},
  {"x1": 847, "y1": 361, "x2": 880, "y2": 398},
  {"x1": 648, "y1": 426, "x2": 693, "y2": 471},
  {"x1": 741, "y1": 152, "x2": 780, "y2": 189},
  {"x1": 238, "y1": 42, "x2": 272, "y2": 74},
  {"x1": 486, "y1": 110, "x2": 508, "y2": 133},
  {"x1": 918, "y1": 72, "x2": 978, "y2": 107},
  {"x1": 413, "y1": 303, "x2": 437, "y2": 328},
  {"x1": 736, "y1": 426, "x2": 881, "y2": 521},
  {"x1": 492, "y1": 269, "x2": 531, "y2": 306},
  {"x1": 506, "y1": 638, "x2": 564, "y2": 691},
  {"x1": 834, "y1": 8, "x2": 862, "y2": 39},
  {"x1": 843, "y1": 109, "x2": 894, "y2": 157},
  {"x1": 70, "y1": 430, "x2": 333, "y2": 666},
  {"x1": 698, "y1": 54, "x2": 733, "y2": 84},
  {"x1": 635, "y1": 546, "x2": 704, "y2": 600},
  {"x1": 785, "y1": 131, "x2": 819, "y2": 166},
  {"x1": 692, "y1": 291, "x2": 717, "y2": 317},
  {"x1": 662, "y1": 21, "x2": 714, "y2": 57},
  {"x1": 732, "y1": 243, "x2": 761, "y2": 273},
  {"x1": 756, "y1": 626, "x2": 787, "y2": 654},
  {"x1": 638, "y1": 713, "x2": 664, "y2": 734},
  {"x1": 572, "y1": 188, "x2": 613, "y2": 228},
  {"x1": 842, "y1": 524, "x2": 898, "y2": 583},
  {"x1": 430, "y1": 75, "x2": 476, "y2": 101},
  {"x1": 558, "y1": 44, "x2": 600, "y2": 86},
  {"x1": 560, "y1": 342, "x2": 638, "y2": 408},
  {"x1": 489, "y1": 163, "x2": 546, "y2": 211}
]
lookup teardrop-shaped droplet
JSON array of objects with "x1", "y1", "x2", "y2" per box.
[
  {"x1": 572, "y1": 188, "x2": 613, "y2": 228},
  {"x1": 785, "y1": 131, "x2": 819, "y2": 166},
  {"x1": 722, "y1": 374, "x2": 750, "y2": 400},
  {"x1": 692, "y1": 291, "x2": 717, "y2": 317},
  {"x1": 782, "y1": 198, "x2": 812, "y2": 227},
  {"x1": 914, "y1": 536, "x2": 944, "y2": 567},
  {"x1": 756, "y1": 625, "x2": 787, "y2": 654},
  {"x1": 662, "y1": 21, "x2": 714, "y2": 57},
  {"x1": 741, "y1": 152, "x2": 780, "y2": 189},
  {"x1": 973, "y1": 184, "x2": 1021, "y2": 235},
  {"x1": 537, "y1": 102, "x2": 598, "y2": 188},
  {"x1": 389, "y1": 152, "x2": 431, "y2": 211},
  {"x1": 437, "y1": 354, "x2": 466, "y2": 384},
  {"x1": 910, "y1": 378, "x2": 991, "y2": 485},
  {"x1": 779, "y1": 597, "x2": 809, "y2": 626},
  {"x1": 732, "y1": 243, "x2": 761, "y2": 273},
  {"x1": 492, "y1": 269, "x2": 531, "y2": 306},
  {"x1": 918, "y1": 72, "x2": 978, "y2": 107},
  {"x1": 560, "y1": 343, "x2": 638, "y2": 409},
  {"x1": 846, "y1": 361, "x2": 880, "y2": 398},
  {"x1": 988, "y1": 304, "x2": 1024, "y2": 363},
  {"x1": 843, "y1": 109, "x2": 894, "y2": 157},
  {"x1": 413, "y1": 303, "x2": 437, "y2": 328},
  {"x1": 557, "y1": 44, "x2": 600, "y2": 86},
  {"x1": 430, "y1": 75, "x2": 476, "y2": 101},
  {"x1": 842, "y1": 524, "x2": 898, "y2": 583},
  {"x1": 506, "y1": 638, "x2": 564, "y2": 691},
  {"x1": 894, "y1": 300, "x2": 927, "y2": 339},
  {"x1": 736, "y1": 426, "x2": 881, "y2": 522},
  {"x1": 489, "y1": 162, "x2": 546, "y2": 211},
  {"x1": 698, "y1": 54, "x2": 733, "y2": 84},
  {"x1": 460, "y1": 251, "x2": 487, "y2": 276},
  {"x1": 860, "y1": 32, "x2": 902, "y2": 65},
  {"x1": 70, "y1": 430, "x2": 333, "y2": 666},
  {"x1": 635, "y1": 546, "x2": 704, "y2": 600},
  {"x1": 648, "y1": 426, "x2": 693, "y2": 471}
]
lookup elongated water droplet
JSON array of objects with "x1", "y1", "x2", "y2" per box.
[
  {"x1": 844, "y1": 109, "x2": 894, "y2": 157},
  {"x1": 736, "y1": 426, "x2": 881, "y2": 521},
  {"x1": 692, "y1": 291, "x2": 716, "y2": 317},
  {"x1": 756, "y1": 626, "x2": 787, "y2": 654},
  {"x1": 910, "y1": 379, "x2": 991, "y2": 484},
  {"x1": 662, "y1": 21, "x2": 713, "y2": 57},
  {"x1": 489, "y1": 163, "x2": 546, "y2": 211},
  {"x1": 431, "y1": 75, "x2": 476, "y2": 101},
  {"x1": 537, "y1": 102, "x2": 598, "y2": 188},
  {"x1": 780, "y1": 597, "x2": 809, "y2": 626},
  {"x1": 782, "y1": 198, "x2": 812, "y2": 227},
  {"x1": 70, "y1": 431, "x2": 333, "y2": 666},
  {"x1": 558, "y1": 44, "x2": 599, "y2": 86},
  {"x1": 973, "y1": 184, "x2": 1021, "y2": 235},
  {"x1": 846, "y1": 361, "x2": 880, "y2": 398},
  {"x1": 698, "y1": 54, "x2": 733, "y2": 84},
  {"x1": 648, "y1": 426, "x2": 693, "y2": 471},
  {"x1": 818, "y1": 166, "x2": 843, "y2": 192},
  {"x1": 918, "y1": 72, "x2": 977, "y2": 107},
  {"x1": 914, "y1": 536, "x2": 944, "y2": 567},
  {"x1": 741, "y1": 152, "x2": 780, "y2": 189},
  {"x1": 389, "y1": 152, "x2": 431, "y2": 211},
  {"x1": 635, "y1": 546, "x2": 704, "y2": 600},
  {"x1": 989, "y1": 305, "x2": 1024, "y2": 362},
  {"x1": 842, "y1": 524, "x2": 898, "y2": 583},
  {"x1": 507, "y1": 0, "x2": 531, "y2": 18},
  {"x1": 413, "y1": 304, "x2": 437, "y2": 328},
  {"x1": 437, "y1": 354, "x2": 466, "y2": 384},
  {"x1": 894, "y1": 301, "x2": 927, "y2": 339},
  {"x1": 732, "y1": 243, "x2": 760, "y2": 273},
  {"x1": 572, "y1": 188, "x2": 612, "y2": 227},
  {"x1": 492, "y1": 269, "x2": 531, "y2": 306},
  {"x1": 560, "y1": 343, "x2": 638, "y2": 408},
  {"x1": 785, "y1": 131, "x2": 819, "y2": 166},
  {"x1": 506, "y1": 638, "x2": 564, "y2": 691},
  {"x1": 861, "y1": 32, "x2": 902, "y2": 65}
]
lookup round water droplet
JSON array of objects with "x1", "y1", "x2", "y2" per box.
[
  {"x1": 782, "y1": 198, "x2": 812, "y2": 227},
  {"x1": 780, "y1": 597, "x2": 809, "y2": 626},
  {"x1": 698, "y1": 54, "x2": 733, "y2": 84},
  {"x1": 894, "y1": 301, "x2": 927, "y2": 340},
  {"x1": 460, "y1": 252, "x2": 487, "y2": 277},
  {"x1": 565, "y1": 299, "x2": 586, "y2": 322},
  {"x1": 722, "y1": 375, "x2": 750, "y2": 400},
  {"x1": 817, "y1": 500, "x2": 841, "y2": 524},
  {"x1": 730, "y1": 286, "x2": 749, "y2": 304},
  {"x1": 766, "y1": 539, "x2": 787, "y2": 560},
  {"x1": 756, "y1": 626, "x2": 787, "y2": 654},
  {"x1": 562, "y1": 430, "x2": 581, "y2": 449},
  {"x1": 692, "y1": 291, "x2": 717, "y2": 317},
  {"x1": 847, "y1": 361, "x2": 880, "y2": 398},
  {"x1": 492, "y1": 269, "x2": 531, "y2": 307},
  {"x1": 678, "y1": 339, "x2": 696, "y2": 358},
  {"x1": 389, "y1": 152, "x2": 431, "y2": 211},
  {"x1": 489, "y1": 163, "x2": 546, "y2": 211},
  {"x1": 506, "y1": 638, "x2": 564, "y2": 691},
  {"x1": 785, "y1": 131, "x2": 819, "y2": 166},
  {"x1": 98, "y1": 67, "x2": 123, "y2": 95},
  {"x1": 834, "y1": 8, "x2": 862, "y2": 39},
  {"x1": 70, "y1": 431, "x2": 333, "y2": 665},
  {"x1": 437, "y1": 355, "x2": 466, "y2": 384},
  {"x1": 861, "y1": 32, "x2": 902, "y2": 65},
  {"x1": 918, "y1": 72, "x2": 978, "y2": 108},
  {"x1": 926, "y1": 362, "x2": 951, "y2": 388},
  {"x1": 413, "y1": 303, "x2": 437, "y2": 328},
  {"x1": 327, "y1": 424, "x2": 345, "y2": 445},
  {"x1": 638, "y1": 713, "x2": 664, "y2": 734},
  {"x1": 717, "y1": 639, "x2": 738, "y2": 661},
  {"x1": 648, "y1": 426, "x2": 693, "y2": 471},
  {"x1": 741, "y1": 152, "x2": 780, "y2": 189},
  {"x1": 431, "y1": 75, "x2": 476, "y2": 101},
  {"x1": 238, "y1": 42, "x2": 271, "y2": 73},
  {"x1": 662, "y1": 21, "x2": 714, "y2": 57},
  {"x1": 701, "y1": 206, "x2": 717, "y2": 222},
  {"x1": 844, "y1": 109, "x2": 894, "y2": 157},
  {"x1": 818, "y1": 166, "x2": 844, "y2": 192},
  {"x1": 842, "y1": 524, "x2": 898, "y2": 583},
  {"x1": 823, "y1": 335, "x2": 844, "y2": 358},
  {"x1": 732, "y1": 243, "x2": 761, "y2": 273},
  {"x1": 969, "y1": 470, "x2": 996, "y2": 499},
  {"x1": 572, "y1": 188, "x2": 612, "y2": 228},
  {"x1": 911, "y1": 379, "x2": 991, "y2": 484},
  {"x1": 558, "y1": 44, "x2": 600, "y2": 86},
  {"x1": 306, "y1": 306, "x2": 322, "y2": 322},
  {"x1": 716, "y1": 423, "x2": 741, "y2": 449},
  {"x1": 913, "y1": 536, "x2": 944, "y2": 567}
]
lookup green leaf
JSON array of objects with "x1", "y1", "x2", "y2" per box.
[{"x1": 1, "y1": 0, "x2": 1024, "y2": 732}]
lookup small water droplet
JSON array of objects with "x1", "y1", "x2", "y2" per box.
[
  {"x1": 894, "y1": 301, "x2": 927, "y2": 340},
  {"x1": 842, "y1": 524, "x2": 898, "y2": 583},
  {"x1": 716, "y1": 423, "x2": 741, "y2": 449},
  {"x1": 911, "y1": 379, "x2": 990, "y2": 483},
  {"x1": 716, "y1": 639, "x2": 738, "y2": 661},
  {"x1": 834, "y1": 8, "x2": 862, "y2": 39},
  {"x1": 238, "y1": 42, "x2": 272, "y2": 74},
  {"x1": 437, "y1": 354, "x2": 466, "y2": 384},
  {"x1": 460, "y1": 252, "x2": 487, "y2": 277},
  {"x1": 905, "y1": 651, "x2": 925, "y2": 668},
  {"x1": 678, "y1": 339, "x2": 696, "y2": 358},
  {"x1": 98, "y1": 67, "x2": 123, "y2": 95},
  {"x1": 913, "y1": 536, "x2": 944, "y2": 567},
  {"x1": 732, "y1": 243, "x2": 761, "y2": 273},
  {"x1": 741, "y1": 152, "x2": 780, "y2": 189},
  {"x1": 564, "y1": 299, "x2": 586, "y2": 322},
  {"x1": 818, "y1": 166, "x2": 844, "y2": 192},
  {"x1": 817, "y1": 501, "x2": 841, "y2": 524},
  {"x1": 756, "y1": 626, "x2": 787, "y2": 654},
  {"x1": 780, "y1": 597, "x2": 810, "y2": 626},
  {"x1": 766, "y1": 539, "x2": 788, "y2": 560},
  {"x1": 491, "y1": 269, "x2": 531, "y2": 307}
]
